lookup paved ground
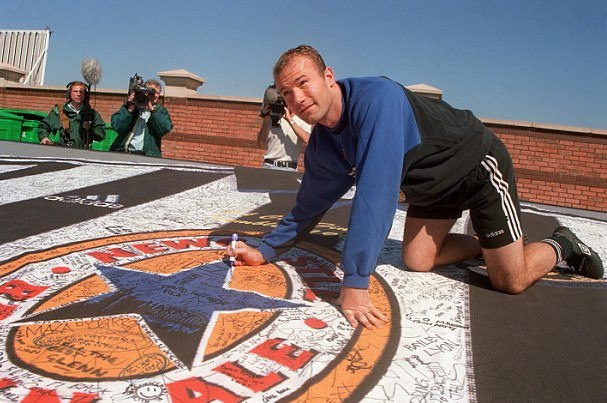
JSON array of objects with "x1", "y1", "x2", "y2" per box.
[{"x1": 0, "y1": 140, "x2": 605, "y2": 402}]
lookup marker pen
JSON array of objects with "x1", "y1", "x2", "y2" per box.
[{"x1": 229, "y1": 233, "x2": 238, "y2": 267}]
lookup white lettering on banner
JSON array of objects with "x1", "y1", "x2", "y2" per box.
[{"x1": 43, "y1": 195, "x2": 123, "y2": 209}]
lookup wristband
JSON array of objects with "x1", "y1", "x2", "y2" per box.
[{"x1": 289, "y1": 119, "x2": 296, "y2": 125}]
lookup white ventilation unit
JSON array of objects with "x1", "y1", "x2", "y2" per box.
[{"x1": 0, "y1": 29, "x2": 51, "y2": 85}]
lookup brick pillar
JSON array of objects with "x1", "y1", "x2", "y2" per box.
[{"x1": 157, "y1": 69, "x2": 205, "y2": 98}]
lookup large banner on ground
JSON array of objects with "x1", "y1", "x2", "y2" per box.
[{"x1": 0, "y1": 155, "x2": 605, "y2": 402}]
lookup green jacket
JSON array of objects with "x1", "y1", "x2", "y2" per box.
[
  {"x1": 109, "y1": 104, "x2": 173, "y2": 157},
  {"x1": 38, "y1": 103, "x2": 106, "y2": 148}
]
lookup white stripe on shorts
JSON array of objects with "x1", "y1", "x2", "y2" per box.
[{"x1": 481, "y1": 155, "x2": 523, "y2": 242}]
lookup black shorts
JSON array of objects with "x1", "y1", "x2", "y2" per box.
[{"x1": 407, "y1": 137, "x2": 523, "y2": 249}]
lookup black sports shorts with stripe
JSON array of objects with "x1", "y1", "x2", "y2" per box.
[{"x1": 407, "y1": 135, "x2": 523, "y2": 249}]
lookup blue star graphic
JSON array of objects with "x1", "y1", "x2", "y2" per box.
[{"x1": 21, "y1": 261, "x2": 306, "y2": 368}]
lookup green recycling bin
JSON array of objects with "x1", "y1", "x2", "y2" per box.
[
  {"x1": 21, "y1": 120, "x2": 42, "y2": 143},
  {"x1": 91, "y1": 124, "x2": 118, "y2": 151},
  {"x1": 0, "y1": 108, "x2": 48, "y2": 144},
  {"x1": 0, "y1": 110, "x2": 24, "y2": 142}
]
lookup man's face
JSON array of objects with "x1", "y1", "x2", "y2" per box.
[
  {"x1": 147, "y1": 84, "x2": 161, "y2": 104},
  {"x1": 275, "y1": 56, "x2": 335, "y2": 126},
  {"x1": 70, "y1": 85, "x2": 86, "y2": 106}
]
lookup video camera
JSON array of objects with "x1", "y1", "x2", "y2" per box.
[
  {"x1": 260, "y1": 84, "x2": 285, "y2": 127},
  {"x1": 128, "y1": 73, "x2": 156, "y2": 109}
]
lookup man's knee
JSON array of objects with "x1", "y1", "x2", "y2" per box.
[
  {"x1": 402, "y1": 250, "x2": 435, "y2": 272},
  {"x1": 485, "y1": 261, "x2": 530, "y2": 294},
  {"x1": 489, "y1": 275, "x2": 528, "y2": 295},
  {"x1": 483, "y1": 239, "x2": 530, "y2": 295}
]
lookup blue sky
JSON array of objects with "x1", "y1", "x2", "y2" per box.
[{"x1": 2, "y1": 0, "x2": 606, "y2": 129}]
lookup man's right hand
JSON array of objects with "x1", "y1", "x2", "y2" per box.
[
  {"x1": 125, "y1": 92, "x2": 136, "y2": 112},
  {"x1": 40, "y1": 137, "x2": 54, "y2": 145},
  {"x1": 226, "y1": 241, "x2": 266, "y2": 266}
]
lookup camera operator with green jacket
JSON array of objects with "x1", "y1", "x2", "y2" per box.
[
  {"x1": 110, "y1": 78, "x2": 173, "y2": 157},
  {"x1": 38, "y1": 81, "x2": 106, "y2": 148}
]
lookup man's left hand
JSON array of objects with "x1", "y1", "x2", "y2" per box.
[
  {"x1": 284, "y1": 106, "x2": 293, "y2": 121},
  {"x1": 337, "y1": 286, "x2": 387, "y2": 329}
]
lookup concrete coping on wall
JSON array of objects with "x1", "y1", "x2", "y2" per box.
[
  {"x1": 0, "y1": 82, "x2": 131, "y2": 99},
  {"x1": 405, "y1": 83, "x2": 443, "y2": 100},
  {"x1": 173, "y1": 92, "x2": 261, "y2": 104},
  {"x1": 0, "y1": 80, "x2": 258, "y2": 101},
  {"x1": 481, "y1": 117, "x2": 607, "y2": 138}
]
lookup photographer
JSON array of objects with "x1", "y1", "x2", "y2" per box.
[
  {"x1": 257, "y1": 84, "x2": 311, "y2": 171},
  {"x1": 110, "y1": 77, "x2": 173, "y2": 157},
  {"x1": 38, "y1": 81, "x2": 106, "y2": 148}
]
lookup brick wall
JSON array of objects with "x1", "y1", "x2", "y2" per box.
[
  {"x1": 1, "y1": 84, "x2": 606, "y2": 212},
  {"x1": 161, "y1": 97, "x2": 268, "y2": 168},
  {"x1": 486, "y1": 121, "x2": 607, "y2": 212}
]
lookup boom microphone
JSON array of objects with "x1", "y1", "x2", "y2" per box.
[
  {"x1": 80, "y1": 58, "x2": 102, "y2": 141},
  {"x1": 81, "y1": 58, "x2": 102, "y2": 87}
]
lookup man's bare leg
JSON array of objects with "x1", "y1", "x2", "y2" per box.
[
  {"x1": 402, "y1": 217, "x2": 569, "y2": 294},
  {"x1": 402, "y1": 217, "x2": 482, "y2": 272},
  {"x1": 483, "y1": 238, "x2": 558, "y2": 294}
]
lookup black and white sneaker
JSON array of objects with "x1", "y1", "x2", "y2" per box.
[{"x1": 553, "y1": 226, "x2": 604, "y2": 279}]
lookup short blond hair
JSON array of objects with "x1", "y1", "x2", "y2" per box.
[
  {"x1": 67, "y1": 81, "x2": 87, "y2": 91},
  {"x1": 145, "y1": 79, "x2": 162, "y2": 91},
  {"x1": 273, "y1": 45, "x2": 327, "y2": 79}
]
